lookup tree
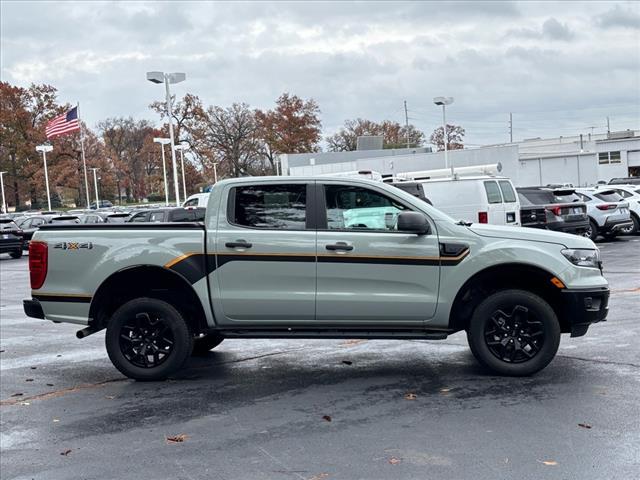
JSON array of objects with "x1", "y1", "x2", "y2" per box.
[
  {"x1": 429, "y1": 124, "x2": 465, "y2": 151},
  {"x1": 326, "y1": 118, "x2": 425, "y2": 152},
  {"x1": 255, "y1": 93, "x2": 322, "y2": 173}
]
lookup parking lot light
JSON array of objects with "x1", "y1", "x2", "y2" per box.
[
  {"x1": 147, "y1": 71, "x2": 186, "y2": 207},
  {"x1": 0, "y1": 171, "x2": 7, "y2": 214},
  {"x1": 91, "y1": 168, "x2": 100, "y2": 208},
  {"x1": 35, "y1": 144, "x2": 54, "y2": 211},
  {"x1": 174, "y1": 143, "x2": 190, "y2": 200},
  {"x1": 433, "y1": 96, "x2": 454, "y2": 176},
  {"x1": 153, "y1": 137, "x2": 172, "y2": 206}
]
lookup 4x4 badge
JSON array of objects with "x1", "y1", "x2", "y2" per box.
[{"x1": 54, "y1": 242, "x2": 93, "y2": 250}]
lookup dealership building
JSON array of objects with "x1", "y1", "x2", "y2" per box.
[{"x1": 281, "y1": 129, "x2": 640, "y2": 187}]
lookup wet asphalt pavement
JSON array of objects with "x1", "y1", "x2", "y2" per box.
[{"x1": 1, "y1": 238, "x2": 639, "y2": 480}]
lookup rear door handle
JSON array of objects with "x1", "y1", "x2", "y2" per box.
[
  {"x1": 225, "y1": 240, "x2": 252, "y2": 249},
  {"x1": 325, "y1": 242, "x2": 353, "y2": 251}
]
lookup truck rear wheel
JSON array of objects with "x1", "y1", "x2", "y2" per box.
[
  {"x1": 105, "y1": 298, "x2": 193, "y2": 381},
  {"x1": 466, "y1": 289, "x2": 560, "y2": 376},
  {"x1": 192, "y1": 333, "x2": 224, "y2": 355}
]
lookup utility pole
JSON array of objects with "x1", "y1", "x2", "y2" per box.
[
  {"x1": 606, "y1": 117, "x2": 610, "y2": 135},
  {"x1": 509, "y1": 112, "x2": 513, "y2": 143},
  {"x1": 404, "y1": 100, "x2": 410, "y2": 148}
]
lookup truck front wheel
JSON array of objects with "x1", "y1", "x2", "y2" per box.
[
  {"x1": 466, "y1": 289, "x2": 560, "y2": 376},
  {"x1": 105, "y1": 298, "x2": 193, "y2": 381}
]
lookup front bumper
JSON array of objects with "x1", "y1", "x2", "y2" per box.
[
  {"x1": 23, "y1": 299, "x2": 45, "y2": 319},
  {"x1": 560, "y1": 287, "x2": 609, "y2": 337}
]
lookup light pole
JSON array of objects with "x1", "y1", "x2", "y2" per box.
[
  {"x1": 35, "y1": 144, "x2": 54, "y2": 211},
  {"x1": 433, "y1": 96, "x2": 454, "y2": 176},
  {"x1": 90, "y1": 168, "x2": 100, "y2": 208},
  {"x1": 147, "y1": 71, "x2": 186, "y2": 207},
  {"x1": 0, "y1": 171, "x2": 7, "y2": 214},
  {"x1": 213, "y1": 162, "x2": 219, "y2": 184},
  {"x1": 153, "y1": 137, "x2": 171, "y2": 206},
  {"x1": 174, "y1": 143, "x2": 189, "y2": 200}
]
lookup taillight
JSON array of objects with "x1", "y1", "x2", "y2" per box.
[
  {"x1": 29, "y1": 241, "x2": 48, "y2": 289},
  {"x1": 478, "y1": 211, "x2": 488, "y2": 223},
  {"x1": 596, "y1": 204, "x2": 616, "y2": 210},
  {"x1": 546, "y1": 205, "x2": 562, "y2": 216}
]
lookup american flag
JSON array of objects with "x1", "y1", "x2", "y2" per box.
[{"x1": 45, "y1": 106, "x2": 80, "y2": 139}]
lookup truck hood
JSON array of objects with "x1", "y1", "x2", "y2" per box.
[{"x1": 467, "y1": 224, "x2": 595, "y2": 249}]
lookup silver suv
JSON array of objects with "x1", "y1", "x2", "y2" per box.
[{"x1": 576, "y1": 188, "x2": 632, "y2": 241}]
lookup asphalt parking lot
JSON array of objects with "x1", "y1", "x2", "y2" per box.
[{"x1": 1, "y1": 237, "x2": 639, "y2": 480}]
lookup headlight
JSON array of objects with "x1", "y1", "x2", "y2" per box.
[{"x1": 561, "y1": 248, "x2": 601, "y2": 268}]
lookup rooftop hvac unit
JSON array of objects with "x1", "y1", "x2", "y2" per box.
[
  {"x1": 356, "y1": 135, "x2": 384, "y2": 151},
  {"x1": 607, "y1": 130, "x2": 635, "y2": 140},
  {"x1": 396, "y1": 163, "x2": 503, "y2": 181}
]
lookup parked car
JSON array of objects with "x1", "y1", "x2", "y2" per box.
[
  {"x1": 608, "y1": 177, "x2": 640, "y2": 186},
  {"x1": 101, "y1": 212, "x2": 131, "y2": 223},
  {"x1": 575, "y1": 188, "x2": 633, "y2": 241},
  {"x1": 182, "y1": 193, "x2": 210, "y2": 208},
  {"x1": 415, "y1": 176, "x2": 521, "y2": 226},
  {"x1": 14, "y1": 215, "x2": 50, "y2": 248},
  {"x1": 0, "y1": 218, "x2": 24, "y2": 258},
  {"x1": 516, "y1": 187, "x2": 588, "y2": 235},
  {"x1": 89, "y1": 200, "x2": 114, "y2": 210},
  {"x1": 78, "y1": 213, "x2": 105, "y2": 224},
  {"x1": 597, "y1": 184, "x2": 640, "y2": 235},
  {"x1": 25, "y1": 176, "x2": 609, "y2": 380},
  {"x1": 49, "y1": 215, "x2": 81, "y2": 225},
  {"x1": 128, "y1": 207, "x2": 206, "y2": 223}
]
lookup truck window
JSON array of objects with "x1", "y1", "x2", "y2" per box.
[
  {"x1": 231, "y1": 184, "x2": 307, "y2": 230},
  {"x1": 498, "y1": 181, "x2": 516, "y2": 203},
  {"x1": 184, "y1": 198, "x2": 199, "y2": 207},
  {"x1": 324, "y1": 185, "x2": 408, "y2": 231},
  {"x1": 170, "y1": 210, "x2": 192, "y2": 222},
  {"x1": 484, "y1": 181, "x2": 503, "y2": 204}
]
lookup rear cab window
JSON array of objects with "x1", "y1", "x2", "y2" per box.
[
  {"x1": 483, "y1": 181, "x2": 503, "y2": 204},
  {"x1": 230, "y1": 184, "x2": 307, "y2": 230}
]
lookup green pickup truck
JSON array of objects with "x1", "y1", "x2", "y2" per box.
[{"x1": 24, "y1": 177, "x2": 609, "y2": 380}]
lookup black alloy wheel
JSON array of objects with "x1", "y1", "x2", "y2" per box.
[
  {"x1": 119, "y1": 312, "x2": 175, "y2": 368},
  {"x1": 484, "y1": 305, "x2": 544, "y2": 364}
]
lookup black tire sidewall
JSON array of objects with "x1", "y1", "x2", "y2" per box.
[
  {"x1": 467, "y1": 289, "x2": 561, "y2": 376},
  {"x1": 588, "y1": 219, "x2": 599, "y2": 241},
  {"x1": 105, "y1": 298, "x2": 193, "y2": 381},
  {"x1": 10, "y1": 249, "x2": 22, "y2": 258}
]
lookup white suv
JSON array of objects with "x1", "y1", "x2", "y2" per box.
[
  {"x1": 598, "y1": 184, "x2": 640, "y2": 235},
  {"x1": 575, "y1": 188, "x2": 633, "y2": 240}
]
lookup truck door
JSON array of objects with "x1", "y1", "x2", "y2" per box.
[
  {"x1": 315, "y1": 181, "x2": 441, "y2": 323},
  {"x1": 211, "y1": 181, "x2": 316, "y2": 323}
]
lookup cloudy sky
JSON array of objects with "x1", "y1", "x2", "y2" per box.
[{"x1": 2, "y1": 0, "x2": 639, "y2": 146}]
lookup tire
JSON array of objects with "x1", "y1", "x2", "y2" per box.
[
  {"x1": 466, "y1": 289, "x2": 561, "y2": 376},
  {"x1": 10, "y1": 249, "x2": 22, "y2": 259},
  {"x1": 584, "y1": 219, "x2": 599, "y2": 241},
  {"x1": 621, "y1": 214, "x2": 639, "y2": 235},
  {"x1": 602, "y1": 232, "x2": 618, "y2": 240},
  {"x1": 105, "y1": 298, "x2": 193, "y2": 381},
  {"x1": 192, "y1": 333, "x2": 224, "y2": 356}
]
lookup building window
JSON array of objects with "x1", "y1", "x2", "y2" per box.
[
  {"x1": 598, "y1": 152, "x2": 609, "y2": 164},
  {"x1": 599, "y1": 151, "x2": 621, "y2": 164},
  {"x1": 610, "y1": 151, "x2": 621, "y2": 163}
]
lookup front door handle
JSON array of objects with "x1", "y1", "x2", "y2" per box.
[
  {"x1": 225, "y1": 240, "x2": 252, "y2": 249},
  {"x1": 325, "y1": 242, "x2": 353, "y2": 251}
]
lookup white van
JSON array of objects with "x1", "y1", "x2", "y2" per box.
[
  {"x1": 182, "y1": 193, "x2": 210, "y2": 208},
  {"x1": 416, "y1": 176, "x2": 521, "y2": 226}
]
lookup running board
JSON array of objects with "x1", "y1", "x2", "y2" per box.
[{"x1": 217, "y1": 329, "x2": 449, "y2": 340}]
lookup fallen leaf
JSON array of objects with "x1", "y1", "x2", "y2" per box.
[
  {"x1": 340, "y1": 339, "x2": 366, "y2": 347},
  {"x1": 25, "y1": 378, "x2": 34, "y2": 382},
  {"x1": 10, "y1": 393, "x2": 23, "y2": 397},
  {"x1": 322, "y1": 415, "x2": 332, "y2": 422},
  {"x1": 166, "y1": 434, "x2": 188, "y2": 443},
  {"x1": 30, "y1": 366, "x2": 37, "y2": 370},
  {"x1": 20, "y1": 402, "x2": 30, "y2": 406},
  {"x1": 60, "y1": 449, "x2": 72, "y2": 456},
  {"x1": 404, "y1": 392, "x2": 417, "y2": 400},
  {"x1": 309, "y1": 474, "x2": 329, "y2": 480},
  {"x1": 56, "y1": 354, "x2": 62, "y2": 357},
  {"x1": 46, "y1": 383, "x2": 54, "y2": 387},
  {"x1": 341, "y1": 360, "x2": 353, "y2": 365},
  {"x1": 439, "y1": 388, "x2": 451, "y2": 393},
  {"x1": 388, "y1": 456, "x2": 401, "y2": 465},
  {"x1": 578, "y1": 423, "x2": 592, "y2": 429},
  {"x1": 105, "y1": 395, "x2": 115, "y2": 400},
  {"x1": 539, "y1": 460, "x2": 558, "y2": 466},
  {"x1": 53, "y1": 419, "x2": 60, "y2": 423}
]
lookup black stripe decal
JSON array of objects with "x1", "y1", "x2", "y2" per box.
[
  {"x1": 33, "y1": 294, "x2": 92, "y2": 303},
  {"x1": 167, "y1": 249, "x2": 469, "y2": 285}
]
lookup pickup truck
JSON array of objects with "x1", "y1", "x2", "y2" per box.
[{"x1": 23, "y1": 177, "x2": 610, "y2": 380}]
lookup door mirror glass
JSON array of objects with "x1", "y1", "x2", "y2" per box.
[{"x1": 397, "y1": 212, "x2": 430, "y2": 235}]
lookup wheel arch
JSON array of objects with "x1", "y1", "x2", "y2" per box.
[
  {"x1": 448, "y1": 262, "x2": 568, "y2": 333},
  {"x1": 88, "y1": 265, "x2": 210, "y2": 334}
]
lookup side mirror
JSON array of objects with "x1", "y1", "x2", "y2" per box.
[{"x1": 397, "y1": 211, "x2": 431, "y2": 235}]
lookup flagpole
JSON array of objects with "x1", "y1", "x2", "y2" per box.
[{"x1": 77, "y1": 102, "x2": 91, "y2": 208}]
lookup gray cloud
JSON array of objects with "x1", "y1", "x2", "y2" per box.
[
  {"x1": 506, "y1": 17, "x2": 573, "y2": 41},
  {"x1": 594, "y1": 4, "x2": 640, "y2": 29}
]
